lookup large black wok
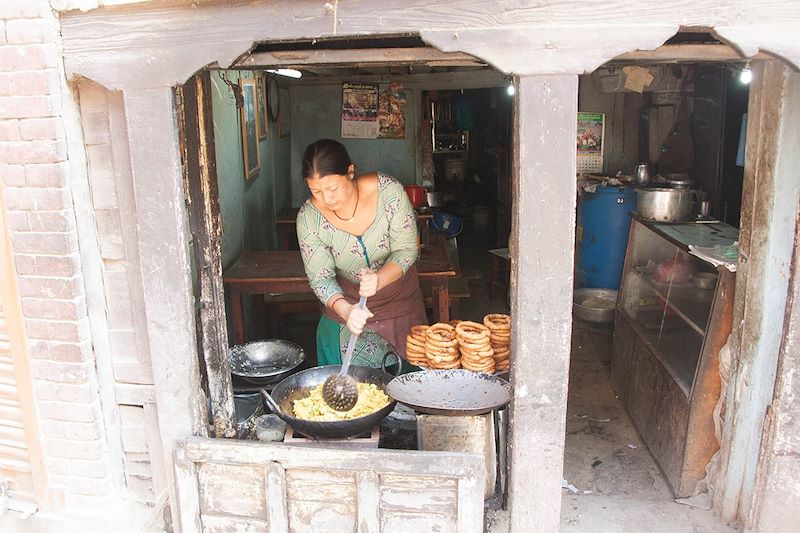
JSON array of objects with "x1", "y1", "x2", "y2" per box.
[
  {"x1": 261, "y1": 363, "x2": 398, "y2": 439},
  {"x1": 386, "y1": 369, "x2": 513, "y2": 416}
]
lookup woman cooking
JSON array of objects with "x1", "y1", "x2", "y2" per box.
[{"x1": 296, "y1": 139, "x2": 427, "y2": 368}]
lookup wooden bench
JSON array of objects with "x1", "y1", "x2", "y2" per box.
[
  {"x1": 263, "y1": 292, "x2": 321, "y2": 335},
  {"x1": 420, "y1": 275, "x2": 470, "y2": 319}
]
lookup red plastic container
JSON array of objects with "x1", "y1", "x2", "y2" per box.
[{"x1": 404, "y1": 185, "x2": 426, "y2": 208}]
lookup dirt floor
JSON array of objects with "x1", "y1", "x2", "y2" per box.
[{"x1": 450, "y1": 219, "x2": 737, "y2": 532}]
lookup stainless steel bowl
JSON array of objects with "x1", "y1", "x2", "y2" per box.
[
  {"x1": 229, "y1": 339, "x2": 306, "y2": 385},
  {"x1": 573, "y1": 288, "x2": 618, "y2": 323}
]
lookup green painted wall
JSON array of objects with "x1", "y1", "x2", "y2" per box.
[
  {"x1": 211, "y1": 71, "x2": 292, "y2": 268},
  {"x1": 289, "y1": 83, "x2": 419, "y2": 206}
]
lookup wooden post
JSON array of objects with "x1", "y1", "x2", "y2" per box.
[
  {"x1": 716, "y1": 61, "x2": 800, "y2": 525},
  {"x1": 507, "y1": 75, "x2": 578, "y2": 532},
  {"x1": 124, "y1": 87, "x2": 207, "y2": 530},
  {"x1": 177, "y1": 72, "x2": 236, "y2": 438}
]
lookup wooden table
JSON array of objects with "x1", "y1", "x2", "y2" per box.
[
  {"x1": 275, "y1": 207, "x2": 434, "y2": 251},
  {"x1": 223, "y1": 246, "x2": 456, "y2": 343}
]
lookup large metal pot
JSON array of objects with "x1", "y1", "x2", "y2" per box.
[{"x1": 635, "y1": 187, "x2": 696, "y2": 222}]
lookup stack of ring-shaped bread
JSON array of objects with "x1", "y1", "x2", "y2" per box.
[
  {"x1": 455, "y1": 321, "x2": 495, "y2": 374},
  {"x1": 424, "y1": 323, "x2": 461, "y2": 369},
  {"x1": 484, "y1": 313, "x2": 511, "y2": 372},
  {"x1": 404, "y1": 325, "x2": 429, "y2": 367}
]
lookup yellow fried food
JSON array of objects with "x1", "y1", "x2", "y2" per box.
[{"x1": 292, "y1": 382, "x2": 390, "y2": 421}]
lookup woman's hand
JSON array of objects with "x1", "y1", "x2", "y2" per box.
[
  {"x1": 345, "y1": 302, "x2": 374, "y2": 335},
  {"x1": 359, "y1": 268, "x2": 379, "y2": 298}
]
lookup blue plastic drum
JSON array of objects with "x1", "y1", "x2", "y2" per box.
[{"x1": 577, "y1": 185, "x2": 637, "y2": 289}]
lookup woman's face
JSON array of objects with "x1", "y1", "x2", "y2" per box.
[{"x1": 306, "y1": 173, "x2": 354, "y2": 211}]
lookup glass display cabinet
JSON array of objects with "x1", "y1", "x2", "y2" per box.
[{"x1": 612, "y1": 216, "x2": 737, "y2": 497}]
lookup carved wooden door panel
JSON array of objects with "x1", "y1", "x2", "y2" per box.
[{"x1": 172, "y1": 436, "x2": 484, "y2": 533}]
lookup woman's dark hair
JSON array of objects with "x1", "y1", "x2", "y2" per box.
[{"x1": 301, "y1": 139, "x2": 352, "y2": 180}]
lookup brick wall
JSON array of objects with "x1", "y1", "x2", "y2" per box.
[{"x1": 0, "y1": 0, "x2": 121, "y2": 515}]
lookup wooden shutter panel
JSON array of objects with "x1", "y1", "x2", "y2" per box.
[{"x1": 0, "y1": 188, "x2": 46, "y2": 508}]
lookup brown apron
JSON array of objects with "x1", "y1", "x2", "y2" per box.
[{"x1": 323, "y1": 265, "x2": 427, "y2": 361}]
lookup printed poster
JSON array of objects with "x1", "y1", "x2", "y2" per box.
[
  {"x1": 378, "y1": 82, "x2": 407, "y2": 139},
  {"x1": 576, "y1": 112, "x2": 605, "y2": 174},
  {"x1": 341, "y1": 82, "x2": 379, "y2": 138}
]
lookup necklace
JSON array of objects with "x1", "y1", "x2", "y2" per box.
[{"x1": 333, "y1": 183, "x2": 359, "y2": 222}]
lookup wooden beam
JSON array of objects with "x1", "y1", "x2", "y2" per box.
[
  {"x1": 177, "y1": 72, "x2": 236, "y2": 439},
  {"x1": 236, "y1": 47, "x2": 484, "y2": 68},
  {"x1": 507, "y1": 74, "x2": 578, "y2": 532},
  {"x1": 614, "y1": 44, "x2": 773, "y2": 62}
]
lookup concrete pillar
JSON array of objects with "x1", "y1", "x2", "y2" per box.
[{"x1": 507, "y1": 74, "x2": 578, "y2": 532}]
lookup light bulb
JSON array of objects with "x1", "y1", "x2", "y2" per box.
[
  {"x1": 267, "y1": 68, "x2": 302, "y2": 79},
  {"x1": 506, "y1": 83, "x2": 516, "y2": 96},
  {"x1": 739, "y1": 65, "x2": 752, "y2": 85}
]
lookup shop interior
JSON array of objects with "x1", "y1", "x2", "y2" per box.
[{"x1": 188, "y1": 33, "x2": 748, "y2": 524}]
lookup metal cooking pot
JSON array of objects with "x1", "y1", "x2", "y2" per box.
[
  {"x1": 260, "y1": 353, "x2": 400, "y2": 439},
  {"x1": 426, "y1": 190, "x2": 443, "y2": 208},
  {"x1": 635, "y1": 187, "x2": 697, "y2": 222}
]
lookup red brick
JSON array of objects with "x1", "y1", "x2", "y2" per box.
[
  {"x1": 52, "y1": 474, "x2": 113, "y2": 497},
  {"x1": 48, "y1": 440, "x2": 104, "y2": 461},
  {"x1": 0, "y1": 3, "x2": 49, "y2": 18},
  {"x1": 0, "y1": 95, "x2": 60, "y2": 119},
  {"x1": 18, "y1": 275, "x2": 82, "y2": 299},
  {"x1": 31, "y1": 360, "x2": 91, "y2": 384},
  {"x1": 29, "y1": 340, "x2": 91, "y2": 363},
  {"x1": 34, "y1": 254, "x2": 80, "y2": 277},
  {"x1": 22, "y1": 297, "x2": 84, "y2": 321},
  {"x1": 26, "y1": 163, "x2": 67, "y2": 187},
  {"x1": 38, "y1": 400, "x2": 98, "y2": 422},
  {"x1": 56, "y1": 383, "x2": 95, "y2": 404},
  {"x1": 5, "y1": 212, "x2": 28, "y2": 232},
  {"x1": 25, "y1": 317, "x2": 90, "y2": 343},
  {"x1": 44, "y1": 458, "x2": 71, "y2": 476},
  {"x1": 29, "y1": 210, "x2": 72, "y2": 231},
  {"x1": 54, "y1": 421, "x2": 103, "y2": 442},
  {"x1": 5, "y1": 19, "x2": 53, "y2": 45},
  {"x1": 20, "y1": 117, "x2": 63, "y2": 141},
  {"x1": 1, "y1": 70, "x2": 60, "y2": 97},
  {"x1": 68, "y1": 459, "x2": 109, "y2": 479},
  {"x1": 0, "y1": 139, "x2": 66, "y2": 164},
  {"x1": 0, "y1": 164, "x2": 25, "y2": 186},
  {"x1": 0, "y1": 44, "x2": 58, "y2": 72},
  {"x1": 9, "y1": 231, "x2": 77, "y2": 255},
  {"x1": 5, "y1": 187, "x2": 70, "y2": 210},
  {"x1": 0, "y1": 119, "x2": 20, "y2": 140},
  {"x1": 14, "y1": 254, "x2": 36, "y2": 274},
  {"x1": 34, "y1": 382, "x2": 58, "y2": 402}
]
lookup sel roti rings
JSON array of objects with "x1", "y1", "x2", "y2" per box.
[
  {"x1": 405, "y1": 324, "x2": 429, "y2": 367},
  {"x1": 455, "y1": 321, "x2": 495, "y2": 374},
  {"x1": 424, "y1": 322, "x2": 461, "y2": 369},
  {"x1": 484, "y1": 313, "x2": 511, "y2": 372}
]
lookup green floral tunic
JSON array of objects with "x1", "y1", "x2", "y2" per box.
[{"x1": 296, "y1": 173, "x2": 419, "y2": 305}]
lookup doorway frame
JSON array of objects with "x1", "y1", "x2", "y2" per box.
[{"x1": 57, "y1": 3, "x2": 800, "y2": 530}]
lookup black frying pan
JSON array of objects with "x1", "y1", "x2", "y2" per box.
[
  {"x1": 386, "y1": 369, "x2": 513, "y2": 416},
  {"x1": 261, "y1": 359, "x2": 399, "y2": 439}
]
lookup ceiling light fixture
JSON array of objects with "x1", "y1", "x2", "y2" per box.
[
  {"x1": 506, "y1": 82, "x2": 516, "y2": 96},
  {"x1": 739, "y1": 63, "x2": 752, "y2": 85},
  {"x1": 267, "y1": 68, "x2": 302, "y2": 79}
]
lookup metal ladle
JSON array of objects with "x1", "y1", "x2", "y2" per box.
[{"x1": 322, "y1": 296, "x2": 366, "y2": 411}]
